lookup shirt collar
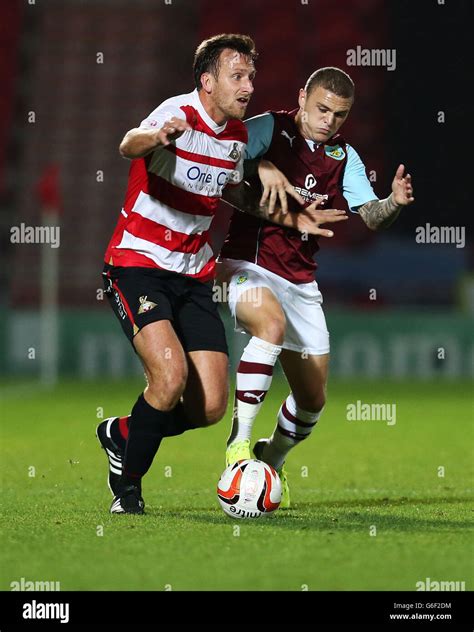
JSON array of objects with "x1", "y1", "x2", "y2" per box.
[
  {"x1": 305, "y1": 139, "x2": 322, "y2": 152},
  {"x1": 192, "y1": 89, "x2": 227, "y2": 134}
]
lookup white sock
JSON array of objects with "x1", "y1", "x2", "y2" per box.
[
  {"x1": 263, "y1": 393, "x2": 323, "y2": 470},
  {"x1": 227, "y1": 336, "x2": 282, "y2": 446}
]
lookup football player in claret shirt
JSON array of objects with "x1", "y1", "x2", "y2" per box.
[
  {"x1": 96, "y1": 37, "x2": 346, "y2": 514},
  {"x1": 220, "y1": 67, "x2": 414, "y2": 508}
]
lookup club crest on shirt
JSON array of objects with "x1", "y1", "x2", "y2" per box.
[
  {"x1": 228, "y1": 142, "x2": 241, "y2": 161},
  {"x1": 137, "y1": 295, "x2": 157, "y2": 314},
  {"x1": 324, "y1": 145, "x2": 346, "y2": 160},
  {"x1": 236, "y1": 275, "x2": 248, "y2": 285}
]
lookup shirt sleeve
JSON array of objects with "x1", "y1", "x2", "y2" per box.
[
  {"x1": 244, "y1": 113, "x2": 275, "y2": 159},
  {"x1": 139, "y1": 102, "x2": 185, "y2": 130},
  {"x1": 342, "y1": 144, "x2": 378, "y2": 213}
]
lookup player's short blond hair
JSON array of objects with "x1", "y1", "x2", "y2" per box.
[{"x1": 305, "y1": 67, "x2": 355, "y2": 100}]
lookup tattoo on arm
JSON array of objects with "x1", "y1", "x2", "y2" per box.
[
  {"x1": 358, "y1": 194, "x2": 401, "y2": 230},
  {"x1": 222, "y1": 181, "x2": 275, "y2": 221},
  {"x1": 243, "y1": 159, "x2": 260, "y2": 180}
]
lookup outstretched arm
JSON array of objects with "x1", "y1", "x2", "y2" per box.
[
  {"x1": 244, "y1": 159, "x2": 305, "y2": 214},
  {"x1": 119, "y1": 116, "x2": 191, "y2": 159},
  {"x1": 222, "y1": 179, "x2": 347, "y2": 238},
  {"x1": 358, "y1": 164, "x2": 414, "y2": 231}
]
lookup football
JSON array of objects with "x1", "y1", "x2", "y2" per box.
[{"x1": 217, "y1": 459, "x2": 282, "y2": 519}]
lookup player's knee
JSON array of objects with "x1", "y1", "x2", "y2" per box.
[
  {"x1": 294, "y1": 393, "x2": 326, "y2": 414},
  {"x1": 197, "y1": 399, "x2": 227, "y2": 427},
  {"x1": 257, "y1": 315, "x2": 286, "y2": 345},
  {"x1": 147, "y1": 370, "x2": 187, "y2": 411},
  {"x1": 147, "y1": 386, "x2": 184, "y2": 411}
]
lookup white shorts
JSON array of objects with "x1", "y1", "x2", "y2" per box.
[{"x1": 221, "y1": 258, "x2": 330, "y2": 356}]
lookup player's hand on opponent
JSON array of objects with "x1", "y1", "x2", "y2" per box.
[
  {"x1": 255, "y1": 160, "x2": 347, "y2": 234},
  {"x1": 391, "y1": 164, "x2": 414, "y2": 206},
  {"x1": 258, "y1": 160, "x2": 305, "y2": 215},
  {"x1": 155, "y1": 117, "x2": 191, "y2": 147},
  {"x1": 295, "y1": 198, "x2": 348, "y2": 237}
]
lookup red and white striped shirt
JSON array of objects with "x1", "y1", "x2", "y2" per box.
[{"x1": 104, "y1": 90, "x2": 247, "y2": 282}]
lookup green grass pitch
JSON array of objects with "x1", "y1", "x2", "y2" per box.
[{"x1": 1, "y1": 377, "x2": 472, "y2": 591}]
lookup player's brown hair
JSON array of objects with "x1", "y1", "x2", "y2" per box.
[
  {"x1": 193, "y1": 34, "x2": 258, "y2": 90},
  {"x1": 305, "y1": 67, "x2": 355, "y2": 100}
]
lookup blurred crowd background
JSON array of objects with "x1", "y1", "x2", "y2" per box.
[{"x1": 0, "y1": 0, "x2": 471, "y2": 381}]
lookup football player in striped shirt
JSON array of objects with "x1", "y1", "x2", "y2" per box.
[
  {"x1": 220, "y1": 67, "x2": 414, "y2": 508},
  {"x1": 97, "y1": 37, "x2": 347, "y2": 514}
]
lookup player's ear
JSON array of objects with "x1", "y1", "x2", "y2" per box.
[
  {"x1": 298, "y1": 88, "x2": 306, "y2": 109},
  {"x1": 200, "y1": 72, "x2": 213, "y2": 94}
]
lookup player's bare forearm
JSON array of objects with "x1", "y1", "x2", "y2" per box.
[
  {"x1": 359, "y1": 165, "x2": 414, "y2": 230},
  {"x1": 358, "y1": 194, "x2": 402, "y2": 231},
  {"x1": 222, "y1": 182, "x2": 347, "y2": 237},
  {"x1": 243, "y1": 159, "x2": 260, "y2": 180},
  {"x1": 119, "y1": 117, "x2": 191, "y2": 159},
  {"x1": 222, "y1": 181, "x2": 294, "y2": 226},
  {"x1": 119, "y1": 128, "x2": 163, "y2": 159}
]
